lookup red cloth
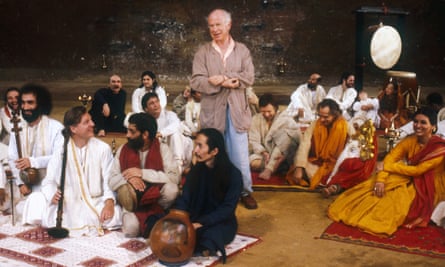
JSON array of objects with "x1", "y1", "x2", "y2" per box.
[
  {"x1": 119, "y1": 139, "x2": 165, "y2": 235},
  {"x1": 404, "y1": 136, "x2": 445, "y2": 225},
  {"x1": 323, "y1": 136, "x2": 378, "y2": 189}
]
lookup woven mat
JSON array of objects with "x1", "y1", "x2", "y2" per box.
[{"x1": 0, "y1": 220, "x2": 260, "y2": 267}]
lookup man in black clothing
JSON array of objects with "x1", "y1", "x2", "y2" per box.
[{"x1": 89, "y1": 74, "x2": 127, "y2": 136}]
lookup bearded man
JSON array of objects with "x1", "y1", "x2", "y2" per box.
[
  {"x1": 109, "y1": 112, "x2": 181, "y2": 237},
  {"x1": 5, "y1": 84, "x2": 64, "y2": 224},
  {"x1": 286, "y1": 73, "x2": 326, "y2": 122}
]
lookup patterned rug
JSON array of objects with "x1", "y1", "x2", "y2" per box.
[
  {"x1": 251, "y1": 171, "x2": 315, "y2": 192},
  {"x1": 320, "y1": 221, "x2": 445, "y2": 259},
  {"x1": 0, "y1": 221, "x2": 260, "y2": 267}
]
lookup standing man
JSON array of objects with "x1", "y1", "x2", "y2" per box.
[
  {"x1": 7, "y1": 84, "x2": 64, "y2": 223},
  {"x1": 109, "y1": 112, "x2": 180, "y2": 237},
  {"x1": 286, "y1": 73, "x2": 326, "y2": 122},
  {"x1": 326, "y1": 72, "x2": 357, "y2": 120},
  {"x1": 89, "y1": 74, "x2": 126, "y2": 137},
  {"x1": 190, "y1": 9, "x2": 257, "y2": 209},
  {"x1": 287, "y1": 99, "x2": 349, "y2": 190},
  {"x1": 0, "y1": 87, "x2": 21, "y2": 145}
]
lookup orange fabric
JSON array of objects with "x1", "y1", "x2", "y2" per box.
[{"x1": 308, "y1": 117, "x2": 348, "y2": 189}]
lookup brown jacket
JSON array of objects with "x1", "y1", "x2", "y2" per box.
[{"x1": 190, "y1": 41, "x2": 254, "y2": 133}]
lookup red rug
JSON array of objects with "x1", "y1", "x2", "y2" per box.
[
  {"x1": 320, "y1": 222, "x2": 445, "y2": 259},
  {"x1": 251, "y1": 171, "x2": 315, "y2": 192}
]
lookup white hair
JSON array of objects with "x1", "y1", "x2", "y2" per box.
[{"x1": 208, "y1": 9, "x2": 232, "y2": 25}]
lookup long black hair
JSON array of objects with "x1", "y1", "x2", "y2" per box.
[
  {"x1": 139, "y1": 70, "x2": 158, "y2": 90},
  {"x1": 187, "y1": 128, "x2": 236, "y2": 202}
]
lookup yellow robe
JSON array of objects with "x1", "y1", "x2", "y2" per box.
[{"x1": 328, "y1": 135, "x2": 445, "y2": 236}]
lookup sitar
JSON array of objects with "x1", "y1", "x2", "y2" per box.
[{"x1": 10, "y1": 111, "x2": 40, "y2": 186}]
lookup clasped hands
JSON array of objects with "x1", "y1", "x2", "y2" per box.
[
  {"x1": 122, "y1": 167, "x2": 146, "y2": 192},
  {"x1": 208, "y1": 75, "x2": 240, "y2": 89}
]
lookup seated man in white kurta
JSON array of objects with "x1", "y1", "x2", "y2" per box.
[
  {"x1": 286, "y1": 73, "x2": 326, "y2": 122},
  {"x1": 29, "y1": 106, "x2": 122, "y2": 236},
  {"x1": 6, "y1": 84, "x2": 64, "y2": 223},
  {"x1": 141, "y1": 92, "x2": 193, "y2": 171},
  {"x1": 326, "y1": 72, "x2": 357, "y2": 120}
]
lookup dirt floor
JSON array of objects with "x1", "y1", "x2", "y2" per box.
[{"x1": 1, "y1": 78, "x2": 444, "y2": 266}]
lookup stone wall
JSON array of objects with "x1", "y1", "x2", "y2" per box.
[{"x1": 0, "y1": 0, "x2": 443, "y2": 86}]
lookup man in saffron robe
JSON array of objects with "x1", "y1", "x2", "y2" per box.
[
  {"x1": 287, "y1": 99, "x2": 349, "y2": 189},
  {"x1": 109, "y1": 112, "x2": 181, "y2": 237}
]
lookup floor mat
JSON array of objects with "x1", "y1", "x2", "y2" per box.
[
  {"x1": 251, "y1": 171, "x2": 315, "y2": 192},
  {"x1": 0, "y1": 221, "x2": 261, "y2": 267},
  {"x1": 320, "y1": 221, "x2": 445, "y2": 259}
]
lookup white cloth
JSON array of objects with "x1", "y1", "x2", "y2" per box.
[
  {"x1": 8, "y1": 115, "x2": 64, "y2": 187},
  {"x1": 326, "y1": 85, "x2": 357, "y2": 120},
  {"x1": 286, "y1": 83, "x2": 326, "y2": 121},
  {"x1": 157, "y1": 109, "x2": 193, "y2": 167},
  {"x1": 109, "y1": 141, "x2": 181, "y2": 209},
  {"x1": 0, "y1": 106, "x2": 22, "y2": 145},
  {"x1": 0, "y1": 143, "x2": 21, "y2": 219},
  {"x1": 25, "y1": 137, "x2": 122, "y2": 237},
  {"x1": 432, "y1": 201, "x2": 445, "y2": 227},
  {"x1": 131, "y1": 85, "x2": 167, "y2": 112},
  {"x1": 352, "y1": 97, "x2": 379, "y2": 125},
  {"x1": 183, "y1": 100, "x2": 201, "y2": 134}
]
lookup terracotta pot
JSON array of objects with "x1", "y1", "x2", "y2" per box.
[{"x1": 149, "y1": 209, "x2": 196, "y2": 266}]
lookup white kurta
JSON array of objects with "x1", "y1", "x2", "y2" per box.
[
  {"x1": 29, "y1": 137, "x2": 122, "y2": 237},
  {"x1": 183, "y1": 100, "x2": 201, "y2": 134},
  {"x1": 286, "y1": 84, "x2": 326, "y2": 121},
  {"x1": 326, "y1": 85, "x2": 357, "y2": 120},
  {"x1": 131, "y1": 85, "x2": 167, "y2": 112},
  {"x1": 157, "y1": 109, "x2": 193, "y2": 168},
  {"x1": 8, "y1": 115, "x2": 64, "y2": 187}
]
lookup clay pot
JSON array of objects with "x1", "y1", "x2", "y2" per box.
[{"x1": 149, "y1": 209, "x2": 196, "y2": 266}]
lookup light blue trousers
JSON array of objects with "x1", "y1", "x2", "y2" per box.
[{"x1": 225, "y1": 107, "x2": 253, "y2": 195}]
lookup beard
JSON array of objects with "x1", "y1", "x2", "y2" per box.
[
  {"x1": 127, "y1": 135, "x2": 145, "y2": 151},
  {"x1": 307, "y1": 83, "x2": 316, "y2": 90},
  {"x1": 22, "y1": 108, "x2": 42, "y2": 124}
]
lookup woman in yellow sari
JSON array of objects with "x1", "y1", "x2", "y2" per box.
[{"x1": 328, "y1": 107, "x2": 445, "y2": 236}]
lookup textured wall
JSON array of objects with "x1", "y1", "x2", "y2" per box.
[{"x1": 0, "y1": 0, "x2": 443, "y2": 85}]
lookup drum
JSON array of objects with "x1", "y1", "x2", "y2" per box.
[{"x1": 370, "y1": 24, "x2": 402, "y2": 70}]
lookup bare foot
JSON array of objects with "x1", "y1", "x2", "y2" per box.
[
  {"x1": 258, "y1": 169, "x2": 272, "y2": 180},
  {"x1": 404, "y1": 217, "x2": 427, "y2": 229},
  {"x1": 286, "y1": 175, "x2": 309, "y2": 187},
  {"x1": 97, "y1": 130, "x2": 106, "y2": 137}
]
